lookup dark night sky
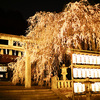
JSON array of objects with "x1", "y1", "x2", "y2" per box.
[
  {"x1": 0, "y1": 0, "x2": 99, "y2": 35},
  {"x1": 0, "y1": 0, "x2": 71, "y2": 19},
  {"x1": 0, "y1": 0, "x2": 99, "y2": 19}
]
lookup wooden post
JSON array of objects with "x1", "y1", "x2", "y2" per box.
[
  {"x1": 25, "y1": 48, "x2": 31, "y2": 88},
  {"x1": 9, "y1": 39, "x2": 13, "y2": 46},
  {"x1": 68, "y1": 81, "x2": 70, "y2": 88},
  {"x1": 65, "y1": 82, "x2": 67, "y2": 88},
  {"x1": 61, "y1": 82, "x2": 64, "y2": 88},
  {"x1": 58, "y1": 82, "x2": 60, "y2": 88},
  {"x1": 18, "y1": 51, "x2": 21, "y2": 57},
  {"x1": 9, "y1": 50, "x2": 12, "y2": 55},
  {"x1": 0, "y1": 49, "x2": 3, "y2": 54}
]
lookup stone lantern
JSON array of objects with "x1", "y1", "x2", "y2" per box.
[{"x1": 60, "y1": 64, "x2": 68, "y2": 80}]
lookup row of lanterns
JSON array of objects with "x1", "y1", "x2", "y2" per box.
[
  {"x1": 73, "y1": 68, "x2": 100, "y2": 78},
  {"x1": 72, "y1": 54, "x2": 100, "y2": 65},
  {"x1": 74, "y1": 82, "x2": 100, "y2": 93}
]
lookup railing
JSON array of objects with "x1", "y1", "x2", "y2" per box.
[
  {"x1": 57, "y1": 79, "x2": 72, "y2": 88},
  {"x1": 51, "y1": 76, "x2": 72, "y2": 89}
]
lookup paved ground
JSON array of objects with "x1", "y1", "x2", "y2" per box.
[
  {"x1": 0, "y1": 89, "x2": 62, "y2": 100},
  {"x1": 0, "y1": 81, "x2": 61, "y2": 100},
  {"x1": 1, "y1": 81, "x2": 100, "y2": 100}
]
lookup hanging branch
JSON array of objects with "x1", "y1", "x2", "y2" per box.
[{"x1": 9, "y1": 0, "x2": 100, "y2": 85}]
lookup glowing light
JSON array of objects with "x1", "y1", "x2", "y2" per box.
[
  {"x1": 77, "y1": 54, "x2": 81, "y2": 64},
  {"x1": 72, "y1": 54, "x2": 100, "y2": 65},
  {"x1": 97, "y1": 56, "x2": 100, "y2": 65},
  {"x1": 94, "y1": 56, "x2": 97, "y2": 64},
  {"x1": 91, "y1": 82, "x2": 100, "y2": 92},
  {"x1": 72, "y1": 54, "x2": 77, "y2": 63},
  {"x1": 99, "y1": 69, "x2": 100, "y2": 78},
  {"x1": 74, "y1": 83, "x2": 85, "y2": 93},
  {"x1": 78, "y1": 68, "x2": 81, "y2": 78},
  {"x1": 82, "y1": 68, "x2": 85, "y2": 78},
  {"x1": 91, "y1": 69, "x2": 95, "y2": 78},
  {"x1": 73, "y1": 68, "x2": 78, "y2": 78},
  {"x1": 0, "y1": 74, "x2": 3, "y2": 77},
  {"x1": 94, "y1": 69, "x2": 98, "y2": 78},
  {"x1": 73, "y1": 68, "x2": 100, "y2": 78}
]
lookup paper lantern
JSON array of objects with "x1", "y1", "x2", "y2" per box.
[
  {"x1": 94, "y1": 56, "x2": 97, "y2": 65},
  {"x1": 77, "y1": 54, "x2": 80, "y2": 64},
  {"x1": 72, "y1": 54, "x2": 77, "y2": 63},
  {"x1": 82, "y1": 68, "x2": 85, "y2": 78},
  {"x1": 73, "y1": 68, "x2": 78, "y2": 78},
  {"x1": 86, "y1": 55, "x2": 90, "y2": 64},
  {"x1": 97, "y1": 56, "x2": 100, "y2": 65},
  {"x1": 78, "y1": 68, "x2": 81, "y2": 78}
]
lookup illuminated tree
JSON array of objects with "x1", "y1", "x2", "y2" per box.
[{"x1": 9, "y1": 0, "x2": 100, "y2": 85}]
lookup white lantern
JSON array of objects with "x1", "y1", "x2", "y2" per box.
[
  {"x1": 87, "y1": 69, "x2": 90, "y2": 77},
  {"x1": 98, "y1": 82, "x2": 100, "y2": 91},
  {"x1": 77, "y1": 54, "x2": 80, "y2": 64},
  {"x1": 78, "y1": 68, "x2": 81, "y2": 78},
  {"x1": 89, "y1": 69, "x2": 91, "y2": 78},
  {"x1": 83, "y1": 84, "x2": 85, "y2": 92},
  {"x1": 84, "y1": 69, "x2": 87, "y2": 78},
  {"x1": 95, "y1": 82, "x2": 99, "y2": 91},
  {"x1": 97, "y1": 69, "x2": 99, "y2": 78},
  {"x1": 94, "y1": 69, "x2": 98, "y2": 78},
  {"x1": 98, "y1": 69, "x2": 100, "y2": 78},
  {"x1": 80, "y1": 55, "x2": 83, "y2": 64},
  {"x1": 97, "y1": 56, "x2": 100, "y2": 65},
  {"x1": 81, "y1": 55, "x2": 84, "y2": 64},
  {"x1": 73, "y1": 68, "x2": 78, "y2": 78},
  {"x1": 79, "y1": 83, "x2": 81, "y2": 92},
  {"x1": 84, "y1": 55, "x2": 86, "y2": 64},
  {"x1": 94, "y1": 56, "x2": 97, "y2": 65},
  {"x1": 94, "y1": 83, "x2": 96, "y2": 92},
  {"x1": 90, "y1": 55, "x2": 93, "y2": 64},
  {"x1": 91, "y1": 69, "x2": 94, "y2": 78},
  {"x1": 92, "y1": 84, "x2": 94, "y2": 91},
  {"x1": 82, "y1": 69, "x2": 85, "y2": 78},
  {"x1": 72, "y1": 54, "x2": 77, "y2": 64},
  {"x1": 74, "y1": 83, "x2": 78, "y2": 93},
  {"x1": 86, "y1": 55, "x2": 90, "y2": 64}
]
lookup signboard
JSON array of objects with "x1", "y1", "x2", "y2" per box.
[{"x1": 0, "y1": 66, "x2": 7, "y2": 72}]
